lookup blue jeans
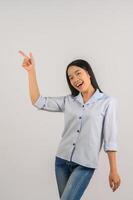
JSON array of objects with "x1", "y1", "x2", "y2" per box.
[{"x1": 55, "y1": 156, "x2": 95, "y2": 200}]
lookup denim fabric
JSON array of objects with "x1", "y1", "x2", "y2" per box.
[{"x1": 55, "y1": 156, "x2": 95, "y2": 200}]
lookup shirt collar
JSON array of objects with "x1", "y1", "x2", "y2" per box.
[{"x1": 74, "y1": 88, "x2": 104, "y2": 105}]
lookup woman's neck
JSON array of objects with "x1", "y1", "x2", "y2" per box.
[{"x1": 81, "y1": 86, "x2": 96, "y2": 103}]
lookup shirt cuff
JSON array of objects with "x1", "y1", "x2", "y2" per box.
[
  {"x1": 104, "y1": 143, "x2": 118, "y2": 152},
  {"x1": 33, "y1": 96, "x2": 47, "y2": 109}
]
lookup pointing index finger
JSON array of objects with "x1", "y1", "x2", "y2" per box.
[{"x1": 18, "y1": 50, "x2": 29, "y2": 58}]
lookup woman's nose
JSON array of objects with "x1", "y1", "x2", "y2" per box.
[
  {"x1": 73, "y1": 76, "x2": 79, "y2": 83},
  {"x1": 74, "y1": 79, "x2": 80, "y2": 85}
]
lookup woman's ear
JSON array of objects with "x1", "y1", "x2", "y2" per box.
[
  {"x1": 85, "y1": 70, "x2": 90, "y2": 76},
  {"x1": 87, "y1": 72, "x2": 91, "y2": 78}
]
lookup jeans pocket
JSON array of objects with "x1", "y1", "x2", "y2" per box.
[{"x1": 55, "y1": 156, "x2": 67, "y2": 166}]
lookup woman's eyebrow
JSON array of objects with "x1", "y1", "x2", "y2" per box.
[{"x1": 68, "y1": 69, "x2": 80, "y2": 77}]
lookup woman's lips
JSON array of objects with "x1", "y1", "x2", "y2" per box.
[{"x1": 76, "y1": 82, "x2": 84, "y2": 89}]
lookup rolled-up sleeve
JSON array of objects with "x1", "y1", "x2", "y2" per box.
[
  {"x1": 33, "y1": 95, "x2": 67, "y2": 112},
  {"x1": 102, "y1": 97, "x2": 118, "y2": 152}
]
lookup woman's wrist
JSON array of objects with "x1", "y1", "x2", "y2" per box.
[
  {"x1": 27, "y1": 67, "x2": 36, "y2": 76},
  {"x1": 110, "y1": 167, "x2": 118, "y2": 174}
]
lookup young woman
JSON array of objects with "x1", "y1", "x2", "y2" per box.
[{"x1": 19, "y1": 50, "x2": 121, "y2": 200}]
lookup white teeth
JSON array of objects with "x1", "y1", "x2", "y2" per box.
[{"x1": 76, "y1": 81, "x2": 83, "y2": 87}]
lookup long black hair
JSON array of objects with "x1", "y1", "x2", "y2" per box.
[{"x1": 66, "y1": 59, "x2": 103, "y2": 96}]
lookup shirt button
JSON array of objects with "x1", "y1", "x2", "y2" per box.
[
  {"x1": 79, "y1": 116, "x2": 82, "y2": 119},
  {"x1": 77, "y1": 130, "x2": 80, "y2": 132}
]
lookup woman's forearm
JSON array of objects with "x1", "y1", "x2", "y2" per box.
[
  {"x1": 107, "y1": 151, "x2": 118, "y2": 173},
  {"x1": 27, "y1": 67, "x2": 40, "y2": 105}
]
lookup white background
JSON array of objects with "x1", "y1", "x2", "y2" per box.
[{"x1": 0, "y1": 0, "x2": 132, "y2": 199}]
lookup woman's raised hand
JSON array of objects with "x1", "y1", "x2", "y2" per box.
[{"x1": 18, "y1": 50, "x2": 35, "y2": 72}]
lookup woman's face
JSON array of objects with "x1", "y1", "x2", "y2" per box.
[{"x1": 67, "y1": 66, "x2": 92, "y2": 93}]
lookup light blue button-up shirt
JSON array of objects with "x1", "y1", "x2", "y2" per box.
[{"x1": 33, "y1": 88, "x2": 118, "y2": 169}]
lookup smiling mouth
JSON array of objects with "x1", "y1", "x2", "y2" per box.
[{"x1": 76, "y1": 81, "x2": 84, "y2": 89}]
